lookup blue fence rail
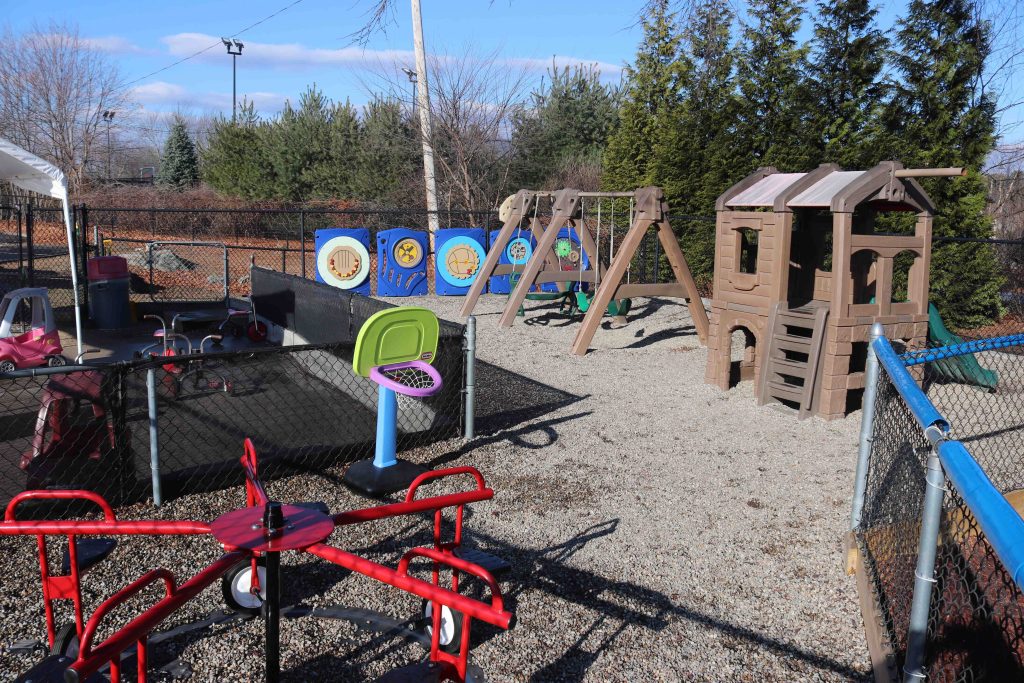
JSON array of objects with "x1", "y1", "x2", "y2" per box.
[{"x1": 853, "y1": 331, "x2": 1024, "y2": 682}]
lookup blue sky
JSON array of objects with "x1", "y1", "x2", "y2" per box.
[{"x1": 5, "y1": 0, "x2": 1022, "y2": 145}]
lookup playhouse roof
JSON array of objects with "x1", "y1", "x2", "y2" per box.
[{"x1": 720, "y1": 162, "x2": 934, "y2": 214}]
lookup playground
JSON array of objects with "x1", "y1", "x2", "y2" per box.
[{"x1": 0, "y1": 293, "x2": 873, "y2": 681}]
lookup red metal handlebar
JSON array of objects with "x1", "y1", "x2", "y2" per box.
[
  {"x1": 307, "y1": 543, "x2": 512, "y2": 630},
  {"x1": 78, "y1": 568, "x2": 176, "y2": 658},
  {"x1": 5, "y1": 489, "x2": 115, "y2": 522},
  {"x1": 397, "y1": 547, "x2": 505, "y2": 613},
  {"x1": 405, "y1": 467, "x2": 487, "y2": 503},
  {"x1": 66, "y1": 552, "x2": 243, "y2": 682}
]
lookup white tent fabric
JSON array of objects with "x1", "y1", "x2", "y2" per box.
[{"x1": 0, "y1": 137, "x2": 83, "y2": 358}]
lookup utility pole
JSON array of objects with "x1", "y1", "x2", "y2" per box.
[
  {"x1": 410, "y1": 0, "x2": 440, "y2": 243},
  {"x1": 222, "y1": 38, "x2": 244, "y2": 122},
  {"x1": 102, "y1": 111, "x2": 115, "y2": 178}
]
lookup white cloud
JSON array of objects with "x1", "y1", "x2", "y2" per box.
[
  {"x1": 130, "y1": 80, "x2": 287, "y2": 113},
  {"x1": 507, "y1": 55, "x2": 623, "y2": 77},
  {"x1": 81, "y1": 36, "x2": 150, "y2": 54},
  {"x1": 161, "y1": 33, "x2": 414, "y2": 70}
]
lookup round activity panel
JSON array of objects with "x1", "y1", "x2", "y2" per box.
[
  {"x1": 377, "y1": 228, "x2": 428, "y2": 296},
  {"x1": 489, "y1": 230, "x2": 536, "y2": 295},
  {"x1": 314, "y1": 228, "x2": 372, "y2": 295},
  {"x1": 435, "y1": 228, "x2": 487, "y2": 296}
]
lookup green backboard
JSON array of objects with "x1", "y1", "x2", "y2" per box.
[{"x1": 352, "y1": 306, "x2": 440, "y2": 377}]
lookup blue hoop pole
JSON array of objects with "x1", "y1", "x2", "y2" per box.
[{"x1": 373, "y1": 385, "x2": 398, "y2": 468}]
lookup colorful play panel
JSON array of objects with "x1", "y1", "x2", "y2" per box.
[
  {"x1": 315, "y1": 228, "x2": 372, "y2": 295},
  {"x1": 435, "y1": 228, "x2": 487, "y2": 296},
  {"x1": 377, "y1": 228, "x2": 429, "y2": 297}
]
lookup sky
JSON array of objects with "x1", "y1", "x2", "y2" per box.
[{"x1": 2, "y1": 0, "x2": 1022, "y2": 145}]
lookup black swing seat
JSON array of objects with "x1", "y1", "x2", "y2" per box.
[
  {"x1": 61, "y1": 537, "x2": 118, "y2": 575},
  {"x1": 14, "y1": 654, "x2": 106, "y2": 683}
]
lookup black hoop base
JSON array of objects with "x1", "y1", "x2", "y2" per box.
[{"x1": 344, "y1": 459, "x2": 427, "y2": 497}]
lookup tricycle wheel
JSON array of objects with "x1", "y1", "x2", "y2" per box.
[
  {"x1": 421, "y1": 598, "x2": 463, "y2": 654},
  {"x1": 47, "y1": 355, "x2": 67, "y2": 367},
  {"x1": 222, "y1": 557, "x2": 267, "y2": 616},
  {"x1": 0, "y1": 359, "x2": 15, "y2": 373},
  {"x1": 247, "y1": 321, "x2": 268, "y2": 342},
  {"x1": 50, "y1": 622, "x2": 80, "y2": 659}
]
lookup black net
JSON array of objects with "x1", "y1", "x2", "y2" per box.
[
  {"x1": 0, "y1": 336, "x2": 465, "y2": 518},
  {"x1": 856, "y1": 339, "x2": 1024, "y2": 681}
]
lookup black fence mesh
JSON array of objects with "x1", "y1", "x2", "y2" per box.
[
  {"x1": 856, "y1": 339, "x2": 1024, "y2": 681},
  {"x1": 0, "y1": 335, "x2": 465, "y2": 518}
]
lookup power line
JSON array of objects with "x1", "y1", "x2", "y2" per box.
[{"x1": 123, "y1": 0, "x2": 308, "y2": 87}]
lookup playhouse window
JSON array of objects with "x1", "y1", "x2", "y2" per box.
[{"x1": 737, "y1": 228, "x2": 758, "y2": 274}]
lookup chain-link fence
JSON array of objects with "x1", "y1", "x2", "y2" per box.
[
  {"x1": 0, "y1": 331, "x2": 466, "y2": 518},
  {"x1": 854, "y1": 333, "x2": 1024, "y2": 682}
]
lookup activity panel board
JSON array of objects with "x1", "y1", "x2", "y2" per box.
[
  {"x1": 435, "y1": 228, "x2": 487, "y2": 296},
  {"x1": 488, "y1": 230, "x2": 535, "y2": 295},
  {"x1": 315, "y1": 228, "x2": 371, "y2": 295},
  {"x1": 554, "y1": 226, "x2": 590, "y2": 292},
  {"x1": 377, "y1": 229, "x2": 428, "y2": 297}
]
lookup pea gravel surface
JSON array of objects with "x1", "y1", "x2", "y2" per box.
[{"x1": 0, "y1": 295, "x2": 871, "y2": 682}]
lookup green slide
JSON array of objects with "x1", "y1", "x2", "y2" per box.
[{"x1": 927, "y1": 302, "x2": 998, "y2": 391}]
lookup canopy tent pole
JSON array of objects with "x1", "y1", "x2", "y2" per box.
[{"x1": 61, "y1": 199, "x2": 83, "y2": 359}]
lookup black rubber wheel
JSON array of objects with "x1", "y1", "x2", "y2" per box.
[
  {"x1": 50, "y1": 622, "x2": 80, "y2": 659},
  {"x1": 421, "y1": 599, "x2": 464, "y2": 654},
  {"x1": 47, "y1": 355, "x2": 67, "y2": 367},
  {"x1": 0, "y1": 359, "x2": 16, "y2": 373},
  {"x1": 222, "y1": 557, "x2": 267, "y2": 616}
]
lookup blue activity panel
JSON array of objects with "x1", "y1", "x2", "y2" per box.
[
  {"x1": 549, "y1": 226, "x2": 591, "y2": 292},
  {"x1": 314, "y1": 228, "x2": 371, "y2": 295},
  {"x1": 377, "y1": 228, "x2": 428, "y2": 297},
  {"x1": 435, "y1": 228, "x2": 487, "y2": 296},
  {"x1": 489, "y1": 230, "x2": 536, "y2": 295}
]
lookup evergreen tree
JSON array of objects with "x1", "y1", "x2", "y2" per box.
[
  {"x1": 262, "y1": 86, "x2": 334, "y2": 201},
  {"x1": 602, "y1": 0, "x2": 689, "y2": 191},
  {"x1": 156, "y1": 117, "x2": 200, "y2": 190},
  {"x1": 883, "y1": 0, "x2": 1000, "y2": 329},
  {"x1": 734, "y1": 0, "x2": 815, "y2": 171},
  {"x1": 202, "y1": 102, "x2": 275, "y2": 199},
  {"x1": 352, "y1": 98, "x2": 419, "y2": 204},
  {"x1": 808, "y1": 0, "x2": 887, "y2": 167},
  {"x1": 650, "y1": 0, "x2": 738, "y2": 286},
  {"x1": 306, "y1": 100, "x2": 361, "y2": 199},
  {"x1": 509, "y1": 64, "x2": 619, "y2": 189}
]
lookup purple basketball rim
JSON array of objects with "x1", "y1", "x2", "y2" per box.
[{"x1": 370, "y1": 360, "x2": 443, "y2": 397}]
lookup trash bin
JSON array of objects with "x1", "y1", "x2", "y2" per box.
[{"x1": 87, "y1": 256, "x2": 131, "y2": 329}]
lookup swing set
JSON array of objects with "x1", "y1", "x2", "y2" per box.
[{"x1": 461, "y1": 186, "x2": 709, "y2": 354}]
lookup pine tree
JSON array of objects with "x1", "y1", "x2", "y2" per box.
[
  {"x1": 884, "y1": 0, "x2": 1000, "y2": 329},
  {"x1": 307, "y1": 100, "x2": 361, "y2": 199},
  {"x1": 156, "y1": 117, "x2": 200, "y2": 190},
  {"x1": 202, "y1": 103, "x2": 275, "y2": 199},
  {"x1": 602, "y1": 0, "x2": 689, "y2": 191},
  {"x1": 808, "y1": 0, "x2": 887, "y2": 167},
  {"x1": 734, "y1": 0, "x2": 815, "y2": 171},
  {"x1": 509, "y1": 65, "x2": 619, "y2": 189},
  {"x1": 353, "y1": 98, "x2": 419, "y2": 204},
  {"x1": 650, "y1": 0, "x2": 738, "y2": 287},
  {"x1": 263, "y1": 86, "x2": 333, "y2": 201}
]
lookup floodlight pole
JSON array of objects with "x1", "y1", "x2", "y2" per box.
[
  {"x1": 223, "y1": 38, "x2": 244, "y2": 122},
  {"x1": 411, "y1": 0, "x2": 440, "y2": 246},
  {"x1": 102, "y1": 111, "x2": 115, "y2": 179}
]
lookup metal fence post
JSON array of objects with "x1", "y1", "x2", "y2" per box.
[
  {"x1": 299, "y1": 210, "x2": 306, "y2": 279},
  {"x1": 147, "y1": 367, "x2": 163, "y2": 507},
  {"x1": 903, "y1": 437, "x2": 947, "y2": 682},
  {"x1": 24, "y1": 202, "x2": 34, "y2": 287},
  {"x1": 852, "y1": 322, "x2": 885, "y2": 530},
  {"x1": 464, "y1": 315, "x2": 476, "y2": 441},
  {"x1": 223, "y1": 245, "x2": 230, "y2": 302}
]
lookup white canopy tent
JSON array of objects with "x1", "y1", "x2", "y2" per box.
[{"x1": 0, "y1": 137, "x2": 83, "y2": 358}]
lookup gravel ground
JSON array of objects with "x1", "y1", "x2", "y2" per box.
[{"x1": 0, "y1": 295, "x2": 871, "y2": 682}]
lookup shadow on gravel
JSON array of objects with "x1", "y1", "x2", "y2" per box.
[{"x1": 473, "y1": 359, "x2": 585, "y2": 436}]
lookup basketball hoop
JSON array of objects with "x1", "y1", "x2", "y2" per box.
[{"x1": 371, "y1": 360, "x2": 443, "y2": 409}]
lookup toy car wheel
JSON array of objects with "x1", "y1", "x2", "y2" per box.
[
  {"x1": 247, "y1": 321, "x2": 268, "y2": 342},
  {"x1": 421, "y1": 599, "x2": 463, "y2": 654},
  {"x1": 50, "y1": 622, "x2": 80, "y2": 659},
  {"x1": 47, "y1": 355, "x2": 67, "y2": 367},
  {"x1": 0, "y1": 360, "x2": 15, "y2": 373},
  {"x1": 222, "y1": 557, "x2": 267, "y2": 616}
]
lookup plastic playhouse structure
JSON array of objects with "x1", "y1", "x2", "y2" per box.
[
  {"x1": 4, "y1": 440, "x2": 512, "y2": 683},
  {"x1": 343, "y1": 306, "x2": 444, "y2": 496},
  {"x1": 705, "y1": 161, "x2": 964, "y2": 419},
  {"x1": 461, "y1": 187, "x2": 709, "y2": 355},
  {"x1": 0, "y1": 287, "x2": 65, "y2": 372}
]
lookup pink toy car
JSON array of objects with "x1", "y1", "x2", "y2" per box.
[{"x1": 0, "y1": 288, "x2": 66, "y2": 372}]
